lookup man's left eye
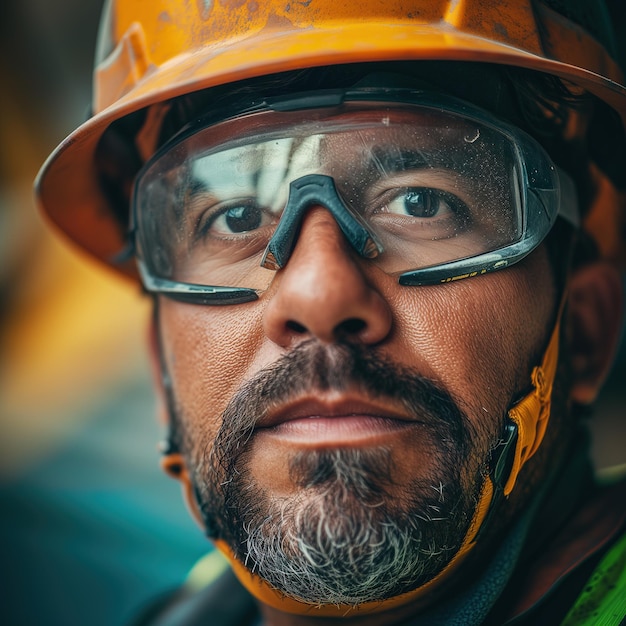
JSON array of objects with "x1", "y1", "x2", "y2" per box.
[{"x1": 387, "y1": 188, "x2": 459, "y2": 218}]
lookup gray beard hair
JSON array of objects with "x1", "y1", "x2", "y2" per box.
[
  {"x1": 238, "y1": 448, "x2": 472, "y2": 605},
  {"x1": 184, "y1": 341, "x2": 481, "y2": 605}
]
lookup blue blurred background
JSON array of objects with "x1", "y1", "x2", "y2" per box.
[
  {"x1": 0, "y1": 1, "x2": 624, "y2": 625},
  {"x1": 0, "y1": 2, "x2": 207, "y2": 624}
]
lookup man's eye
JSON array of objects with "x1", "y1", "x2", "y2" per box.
[
  {"x1": 387, "y1": 188, "x2": 460, "y2": 218},
  {"x1": 203, "y1": 202, "x2": 270, "y2": 236}
]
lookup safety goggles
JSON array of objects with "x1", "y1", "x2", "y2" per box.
[{"x1": 131, "y1": 89, "x2": 578, "y2": 305}]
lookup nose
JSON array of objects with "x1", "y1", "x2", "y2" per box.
[{"x1": 263, "y1": 207, "x2": 393, "y2": 347}]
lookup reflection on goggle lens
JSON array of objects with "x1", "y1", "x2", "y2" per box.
[{"x1": 133, "y1": 92, "x2": 573, "y2": 304}]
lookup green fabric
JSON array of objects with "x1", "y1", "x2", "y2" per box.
[
  {"x1": 561, "y1": 530, "x2": 626, "y2": 626},
  {"x1": 184, "y1": 550, "x2": 230, "y2": 593}
]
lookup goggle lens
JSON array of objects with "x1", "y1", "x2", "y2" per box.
[{"x1": 133, "y1": 95, "x2": 567, "y2": 301}]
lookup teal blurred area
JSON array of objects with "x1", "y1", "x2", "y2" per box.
[
  {"x1": 0, "y1": 1, "x2": 208, "y2": 624},
  {"x1": 0, "y1": 375, "x2": 208, "y2": 626}
]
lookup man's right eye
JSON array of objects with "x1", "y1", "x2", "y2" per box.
[{"x1": 200, "y1": 201, "x2": 271, "y2": 237}]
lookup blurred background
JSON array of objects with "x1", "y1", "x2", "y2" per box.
[
  {"x1": 0, "y1": 1, "x2": 624, "y2": 625},
  {"x1": 0, "y1": 2, "x2": 207, "y2": 625}
]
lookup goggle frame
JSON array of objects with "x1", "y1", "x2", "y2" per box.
[{"x1": 130, "y1": 88, "x2": 578, "y2": 305}]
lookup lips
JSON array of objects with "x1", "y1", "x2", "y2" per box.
[
  {"x1": 254, "y1": 393, "x2": 417, "y2": 445},
  {"x1": 258, "y1": 393, "x2": 413, "y2": 427}
]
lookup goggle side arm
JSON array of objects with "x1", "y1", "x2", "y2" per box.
[{"x1": 137, "y1": 261, "x2": 259, "y2": 305}]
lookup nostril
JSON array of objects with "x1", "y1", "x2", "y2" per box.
[
  {"x1": 337, "y1": 318, "x2": 367, "y2": 336},
  {"x1": 286, "y1": 320, "x2": 307, "y2": 334}
]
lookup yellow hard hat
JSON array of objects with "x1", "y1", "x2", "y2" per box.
[{"x1": 36, "y1": 0, "x2": 626, "y2": 278}]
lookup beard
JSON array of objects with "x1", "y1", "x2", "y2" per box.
[{"x1": 178, "y1": 341, "x2": 485, "y2": 605}]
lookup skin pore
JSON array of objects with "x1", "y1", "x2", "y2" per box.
[{"x1": 155, "y1": 204, "x2": 563, "y2": 624}]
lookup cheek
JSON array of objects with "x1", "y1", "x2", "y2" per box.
[
  {"x1": 158, "y1": 298, "x2": 265, "y2": 435},
  {"x1": 385, "y1": 249, "x2": 556, "y2": 439},
  {"x1": 157, "y1": 247, "x2": 556, "y2": 457}
]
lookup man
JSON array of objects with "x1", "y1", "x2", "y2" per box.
[{"x1": 37, "y1": 0, "x2": 626, "y2": 624}]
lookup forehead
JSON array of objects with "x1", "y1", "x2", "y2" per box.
[
  {"x1": 143, "y1": 97, "x2": 516, "y2": 223},
  {"x1": 154, "y1": 95, "x2": 514, "y2": 175}
]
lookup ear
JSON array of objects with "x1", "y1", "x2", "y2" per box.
[{"x1": 566, "y1": 261, "x2": 624, "y2": 404}]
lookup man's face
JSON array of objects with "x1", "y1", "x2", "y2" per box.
[{"x1": 156, "y1": 195, "x2": 557, "y2": 603}]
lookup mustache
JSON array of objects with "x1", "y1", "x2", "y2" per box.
[
  {"x1": 195, "y1": 339, "x2": 475, "y2": 556},
  {"x1": 211, "y1": 340, "x2": 471, "y2": 467}
]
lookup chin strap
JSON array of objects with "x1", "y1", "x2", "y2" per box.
[
  {"x1": 503, "y1": 317, "x2": 560, "y2": 496},
  {"x1": 212, "y1": 316, "x2": 562, "y2": 617}
]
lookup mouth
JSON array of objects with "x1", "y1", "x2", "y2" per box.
[{"x1": 255, "y1": 393, "x2": 418, "y2": 446}]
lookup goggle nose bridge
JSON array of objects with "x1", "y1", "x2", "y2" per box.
[{"x1": 260, "y1": 174, "x2": 383, "y2": 270}]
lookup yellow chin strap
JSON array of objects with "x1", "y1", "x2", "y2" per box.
[{"x1": 212, "y1": 318, "x2": 561, "y2": 617}]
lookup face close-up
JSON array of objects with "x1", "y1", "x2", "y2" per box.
[
  {"x1": 157, "y1": 207, "x2": 558, "y2": 606},
  {"x1": 139, "y1": 78, "x2": 624, "y2": 617},
  {"x1": 34, "y1": 1, "x2": 626, "y2": 624}
]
